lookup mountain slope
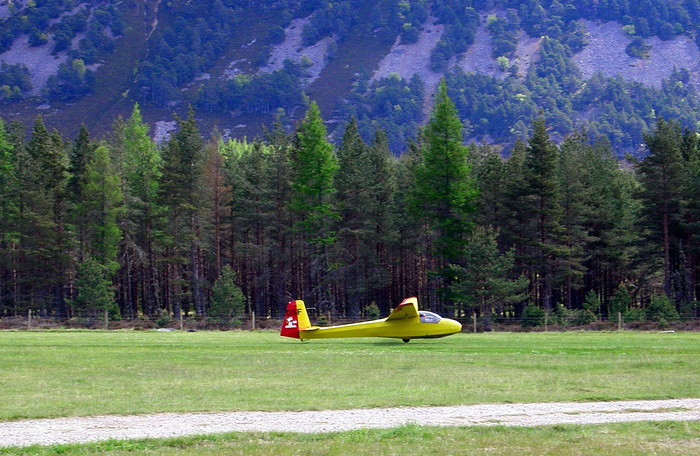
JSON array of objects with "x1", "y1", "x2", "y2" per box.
[{"x1": 1, "y1": 0, "x2": 699, "y2": 154}]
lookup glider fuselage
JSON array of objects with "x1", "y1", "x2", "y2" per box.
[{"x1": 281, "y1": 297, "x2": 462, "y2": 342}]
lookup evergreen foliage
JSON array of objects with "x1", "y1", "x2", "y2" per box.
[
  {"x1": 71, "y1": 255, "x2": 120, "y2": 319},
  {"x1": 209, "y1": 265, "x2": 245, "y2": 320},
  {"x1": 3, "y1": 86, "x2": 700, "y2": 326}
]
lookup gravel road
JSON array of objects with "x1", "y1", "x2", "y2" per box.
[{"x1": 1, "y1": 399, "x2": 699, "y2": 448}]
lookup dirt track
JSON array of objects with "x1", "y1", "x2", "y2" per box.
[{"x1": 1, "y1": 398, "x2": 699, "y2": 448}]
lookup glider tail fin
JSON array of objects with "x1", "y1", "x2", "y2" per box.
[{"x1": 280, "y1": 300, "x2": 311, "y2": 339}]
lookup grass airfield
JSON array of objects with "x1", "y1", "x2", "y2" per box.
[{"x1": 1, "y1": 330, "x2": 698, "y2": 454}]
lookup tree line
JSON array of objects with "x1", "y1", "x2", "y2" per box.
[{"x1": 0, "y1": 81, "x2": 698, "y2": 326}]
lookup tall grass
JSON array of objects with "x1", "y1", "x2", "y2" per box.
[{"x1": 0, "y1": 330, "x2": 698, "y2": 420}]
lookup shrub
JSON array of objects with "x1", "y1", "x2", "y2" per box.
[
  {"x1": 623, "y1": 307, "x2": 646, "y2": 322},
  {"x1": 608, "y1": 285, "x2": 631, "y2": 320},
  {"x1": 364, "y1": 302, "x2": 381, "y2": 319},
  {"x1": 582, "y1": 290, "x2": 601, "y2": 314},
  {"x1": 552, "y1": 302, "x2": 571, "y2": 326},
  {"x1": 156, "y1": 310, "x2": 171, "y2": 328},
  {"x1": 521, "y1": 303, "x2": 545, "y2": 327},
  {"x1": 626, "y1": 36, "x2": 650, "y2": 59},
  {"x1": 209, "y1": 265, "x2": 245, "y2": 320},
  {"x1": 646, "y1": 295, "x2": 679, "y2": 322},
  {"x1": 679, "y1": 300, "x2": 698, "y2": 320},
  {"x1": 570, "y1": 309, "x2": 597, "y2": 326}
]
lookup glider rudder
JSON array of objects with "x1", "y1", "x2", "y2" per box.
[{"x1": 280, "y1": 300, "x2": 311, "y2": 339}]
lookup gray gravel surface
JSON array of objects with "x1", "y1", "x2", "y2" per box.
[{"x1": 1, "y1": 398, "x2": 699, "y2": 448}]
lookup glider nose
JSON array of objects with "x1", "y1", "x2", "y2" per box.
[{"x1": 444, "y1": 318, "x2": 462, "y2": 335}]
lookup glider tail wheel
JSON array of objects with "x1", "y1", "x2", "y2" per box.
[{"x1": 402, "y1": 339, "x2": 410, "y2": 343}]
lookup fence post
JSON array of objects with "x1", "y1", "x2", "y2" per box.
[
  {"x1": 28, "y1": 309, "x2": 31, "y2": 328},
  {"x1": 545, "y1": 312, "x2": 548, "y2": 332},
  {"x1": 618, "y1": 312, "x2": 622, "y2": 331},
  {"x1": 251, "y1": 311, "x2": 256, "y2": 330},
  {"x1": 473, "y1": 313, "x2": 477, "y2": 333},
  {"x1": 179, "y1": 312, "x2": 184, "y2": 331},
  {"x1": 104, "y1": 309, "x2": 108, "y2": 330}
]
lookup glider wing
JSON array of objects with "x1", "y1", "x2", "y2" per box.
[{"x1": 385, "y1": 297, "x2": 419, "y2": 321}]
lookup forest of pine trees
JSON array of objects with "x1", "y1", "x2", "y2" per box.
[{"x1": 0, "y1": 85, "x2": 698, "y2": 326}]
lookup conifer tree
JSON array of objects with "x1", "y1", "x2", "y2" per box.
[
  {"x1": 450, "y1": 226, "x2": 528, "y2": 331},
  {"x1": 523, "y1": 116, "x2": 563, "y2": 312},
  {"x1": 24, "y1": 116, "x2": 70, "y2": 316},
  {"x1": 159, "y1": 106, "x2": 205, "y2": 316},
  {"x1": 411, "y1": 79, "x2": 477, "y2": 310},
  {"x1": 72, "y1": 255, "x2": 119, "y2": 319},
  {"x1": 334, "y1": 119, "x2": 395, "y2": 316},
  {"x1": 0, "y1": 119, "x2": 14, "y2": 315},
  {"x1": 366, "y1": 129, "x2": 397, "y2": 309},
  {"x1": 335, "y1": 118, "x2": 371, "y2": 316},
  {"x1": 580, "y1": 136, "x2": 636, "y2": 312},
  {"x1": 123, "y1": 103, "x2": 162, "y2": 315},
  {"x1": 472, "y1": 143, "x2": 506, "y2": 231},
  {"x1": 290, "y1": 101, "x2": 338, "y2": 309},
  {"x1": 81, "y1": 145, "x2": 123, "y2": 274},
  {"x1": 637, "y1": 117, "x2": 684, "y2": 298},
  {"x1": 557, "y1": 131, "x2": 589, "y2": 307},
  {"x1": 68, "y1": 124, "x2": 97, "y2": 263}
]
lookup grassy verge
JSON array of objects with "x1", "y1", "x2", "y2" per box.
[
  {"x1": 0, "y1": 330, "x2": 698, "y2": 421},
  {"x1": 2, "y1": 421, "x2": 698, "y2": 455}
]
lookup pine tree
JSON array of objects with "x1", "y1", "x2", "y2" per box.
[
  {"x1": 72, "y1": 255, "x2": 119, "y2": 319},
  {"x1": 333, "y1": 119, "x2": 395, "y2": 316},
  {"x1": 68, "y1": 123, "x2": 97, "y2": 263},
  {"x1": 557, "y1": 130, "x2": 589, "y2": 307},
  {"x1": 123, "y1": 103, "x2": 162, "y2": 316},
  {"x1": 0, "y1": 119, "x2": 14, "y2": 316},
  {"x1": 81, "y1": 145, "x2": 123, "y2": 274},
  {"x1": 411, "y1": 79, "x2": 477, "y2": 310},
  {"x1": 450, "y1": 226, "x2": 528, "y2": 331},
  {"x1": 637, "y1": 117, "x2": 684, "y2": 298},
  {"x1": 523, "y1": 116, "x2": 563, "y2": 312},
  {"x1": 290, "y1": 101, "x2": 338, "y2": 309},
  {"x1": 209, "y1": 265, "x2": 245, "y2": 321},
  {"x1": 159, "y1": 106, "x2": 205, "y2": 317},
  {"x1": 472, "y1": 143, "x2": 506, "y2": 231},
  {"x1": 334, "y1": 118, "x2": 371, "y2": 316},
  {"x1": 580, "y1": 136, "x2": 636, "y2": 314},
  {"x1": 23, "y1": 116, "x2": 70, "y2": 316}
]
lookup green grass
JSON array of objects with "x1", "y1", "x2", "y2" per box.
[
  {"x1": 1, "y1": 330, "x2": 698, "y2": 421},
  {"x1": 2, "y1": 421, "x2": 699, "y2": 455}
]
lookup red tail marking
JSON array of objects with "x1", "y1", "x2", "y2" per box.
[{"x1": 280, "y1": 300, "x2": 301, "y2": 338}]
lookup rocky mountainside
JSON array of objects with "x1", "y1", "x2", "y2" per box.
[{"x1": 1, "y1": 0, "x2": 700, "y2": 153}]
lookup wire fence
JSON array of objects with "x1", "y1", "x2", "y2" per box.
[{"x1": 1, "y1": 310, "x2": 698, "y2": 332}]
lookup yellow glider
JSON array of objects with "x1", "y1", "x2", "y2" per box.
[{"x1": 280, "y1": 297, "x2": 462, "y2": 343}]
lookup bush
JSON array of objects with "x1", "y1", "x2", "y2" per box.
[
  {"x1": 552, "y1": 302, "x2": 571, "y2": 326},
  {"x1": 623, "y1": 307, "x2": 646, "y2": 322},
  {"x1": 209, "y1": 265, "x2": 245, "y2": 320},
  {"x1": 521, "y1": 303, "x2": 545, "y2": 327},
  {"x1": 156, "y1": 310, "x2": 171, "y2": 328},
  {"x1": 364, "y1": 302, "x2": 380, "y2": 319},
  {"x1": 269, "y1": 25, "x2": 286, "y2": 45},
  {"x1": 583, "y1": 291, "x2": 600, "y2": 313},
  {"x1": 608, "y1": 285, "x2": 631, "y2": 320},
  {"x1": 626, "y1": 36, "x2": 650, "y2": 59},
  {"x1": 679, "y1": 300, "x2": 698, "y2": 320},
  {"x1": 569, "y1": 309, "x2": 597, "y2": 326},
  {"x1": 646, "y1": 295, "x2": 679, "y2": 322}
]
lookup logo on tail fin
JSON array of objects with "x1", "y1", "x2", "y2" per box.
[{"x1": 280, "y1": 301, "x2": 301, "y2": 338}]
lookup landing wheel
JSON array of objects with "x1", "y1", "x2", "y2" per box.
[{"x1": 402, "y1": 339, "x2": 410, "y2": 343}]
